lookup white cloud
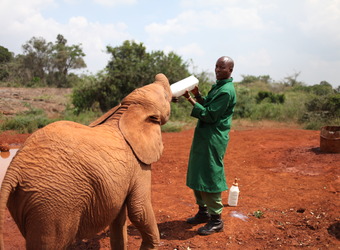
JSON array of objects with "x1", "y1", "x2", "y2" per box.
[
  {"x1": 93, "y1": 0, "x2": 137, "y2": 7},
  {"x1": 63, "y1": 18, "x2": 131, "y2": 73},
  {"x1": 237, "y1": 49, "x2": 272, "y2": 69},
  {"x1": 299, "y1": 0, "x2": 340, "y2": 43},
  {"x1": 1, "y1": 0, "x2": 339, "y2": 87},
  {"x1": 0, "y1": 0, "x2": 132, "y2": 73},
  {"x1": 69, "y1": 16, "x2": 88, "y2": 28},
  {"x1": 180, "y1": 0, "x2": 238, "y2": 8},
  {"x1": 145, "y1": 6, "x2": 266, "y2": 44},
  {"x1": 304, "y1": 57, "x2": 340, "y2": 85},
  {"x1": 177, "y1": 43, "x2": 205, "y2": 57},
  {"x1": 145, "y1": 10, "x2": 198, "y2": 42},
  {"x1": 226, "y1": 8, "x2": 265, "y2": 30}
]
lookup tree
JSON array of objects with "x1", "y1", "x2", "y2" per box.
[
  {"x1": 5, "y1": 35, "x2": 86, "y2": 87},
  {"x1": 0, "y1": 46, "x2": 13, "y2": 80},
  {"x1": 310, "y1": 82, "x2": 334, "y2": 96},
  {"x1": 240, "y1": 75, "x2": 272, "y2": 85},
  {"x1": 101, "y1": 40, "x2": 189, "y2": 111},
  {"x1": 20, "y1": 37, "x2": 52, "y2": 85},
  {"x1": 282, "y1": 72, "x2": 304, "y2": 87},
  {"x1": 149, "y1": 51, "x2": 190, "y2": 84},
  {"x1": 102, "y1": 40, "x2": 152, "y2": 110},
  {"x1": 50, "y1": 34, "x2": 86, "y2": 87},
  {"x1": 0, "y1": 45, "x2": 12, "y2": 64},
  {"x1": 72, "y1": 40, "x2": 190, "y2": 112}
]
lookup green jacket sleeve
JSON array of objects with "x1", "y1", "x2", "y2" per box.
[{"x1": 191, "y1": 92, "x2": 230, "y2": 123}]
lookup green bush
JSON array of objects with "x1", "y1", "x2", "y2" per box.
[
  {"x1": 303, "y1": 93, "x2": 340, "y2": 118},
  {"x1": 161, "y1": 120, "x2": 195, "y2": 132},
  {"x1": 233, "y1": 86, "x2": 254, "y2": 118},
  {"x1": 75, "y1": 41, "x2": 191, "y2": 112},
  {"x1": 250, "y1": 102, "x2": 284, "y2": 120},
  {"x1": 71, "y1": 74, "x2": 101, "y2": 114},
  {"x1": 256, "y1": 91, "x2": 285, "y2": 104},
  {"x1": 292, "y1": 82, "x2": 334, "y2": 96},
  {"x1": 0, "y1": 108, "x2": 55, "y2": 133},
  {"x1": 299, "y1": 93, "x2": 339, "y2": 129},
  {"x1": 62, "y1": 108, "x2": 102, "y2": 125}
]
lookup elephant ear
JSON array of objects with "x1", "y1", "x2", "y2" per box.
[
  {"x1": 119, "y1": 73, "x2": 171, "y2": 164},
  {"x1": 119, "y1": 104, "x2": 163, "y2": 165}
]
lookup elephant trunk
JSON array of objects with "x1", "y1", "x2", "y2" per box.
[{"x1": 0, "y1": 167, "x2": 20, "y2": 250}]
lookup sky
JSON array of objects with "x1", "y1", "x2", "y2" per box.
[{"x1": 1, "y1": 0, "x2": 340, "y2": 88}]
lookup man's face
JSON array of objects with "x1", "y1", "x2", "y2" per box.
[{"x1": 215, "y1": 58, "x2": 232, "y2": 80}]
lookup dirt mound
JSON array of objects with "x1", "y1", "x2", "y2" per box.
[
  {"x1": 0, "y1": 87, "x2": 71, "y2": 118},
  {"x1": 0, "y1": 126, "x2": 339, "y2": 249}
]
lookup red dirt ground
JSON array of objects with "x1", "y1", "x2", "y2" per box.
[{"x1": 0, "y1": 125, "x2": 339, "y2": 249}]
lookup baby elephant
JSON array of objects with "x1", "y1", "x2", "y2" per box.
[{"x1": 0, "y1": 73, "x2": 172, "y2": 250}]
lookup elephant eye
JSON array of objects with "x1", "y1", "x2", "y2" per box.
[{"x1": 149, "y1": 115, "x2": 161, "y2": 124}]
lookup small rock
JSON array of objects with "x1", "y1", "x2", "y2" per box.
[
  {"x1": 297, "y1": 208, "x2": 306, "y2": 213},
  {"x1": 0, "y1": 143, "x2": 10, "y2": 152}
]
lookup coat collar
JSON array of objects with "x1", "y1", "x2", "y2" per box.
[{"x1": 213, "y1": 78, "x2": 233, "y2": 88}]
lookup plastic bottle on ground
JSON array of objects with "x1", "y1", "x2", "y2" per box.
[{"x1": 228, "y1": 178, "x2": 240, "y2": 206}]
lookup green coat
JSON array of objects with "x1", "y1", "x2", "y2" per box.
[{"x1": 186, "y1": 78, "x2": 236, "y2": 193}]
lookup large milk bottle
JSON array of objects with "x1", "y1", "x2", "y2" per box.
[
  {"x1": 228, "y1": 178, "x2": 240, "y2": 206},
  {"x1": 170, "y1": 75, "x2": 199, "y2": 97}
]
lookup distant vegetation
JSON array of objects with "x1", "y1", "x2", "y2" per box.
[
  {"x1": 0, "y1": 36, "x2": 339, "y2": 133},
  {"x1": 0, "y1": 34, "x2": 86, "y2": 88},
  {"x1": 234, "y1": 75, "x2": 339, "y2": 130}
]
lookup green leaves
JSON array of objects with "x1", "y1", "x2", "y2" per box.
[
  {"x1": 1, "y1": 34, "x2": 86, "y2": 87},
  {"x1": 73, "y1": 40, "x2": 191, "y2": 112}
]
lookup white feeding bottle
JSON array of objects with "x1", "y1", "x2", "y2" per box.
[
  {"x1": 228, "y1": 178, "x2": 240, "y2": 206},
  {"x1": 170, "y1": 75, "x2": 199, "y2": 97}
]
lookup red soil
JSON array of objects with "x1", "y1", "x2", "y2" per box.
[{"x1": 0, "y1": 127, "x2": 339, "y2": 249}]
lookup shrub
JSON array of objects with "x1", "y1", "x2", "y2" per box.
[
  {"x1": 250, "y1": 102, "x2": 284, "y2": 120},
  {"x1": 233, "y1": 86, "x2": 254, "y2": 118},
  {"x1": 71, "y1": 74, "x2": 101, "y2": 114},
  {"x1": 256, "y1": 91, "x2": 285, "y2": 104},
  {"x1": 62, "y1": 108, "x2": 102, "y2": 126},
  {"x1": 0, "y1": 108, "x2": 55, "y2": 133}
]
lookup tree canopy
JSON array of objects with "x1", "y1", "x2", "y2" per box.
[
  {"x1": 72, "y1": 40, "x2": 191, "y2": 112},
  {"x1": 0, "y1": 34, "x2": 86, "y2": 87},
  {"x1": 0, "y1": 45, "x2": 13, "y2": 80}
]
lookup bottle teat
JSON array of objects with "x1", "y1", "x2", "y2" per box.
[{"x1": 233, "y1": 178, "x2": 238, "y2": 186}]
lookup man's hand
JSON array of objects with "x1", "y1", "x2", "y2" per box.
[
  {"x1": 182, "y1": 90, "x2": 190, "y2": 99},
  {"x1": 191, "y1": 86, "x2": 201, "y2": 97},
  {"x1": 171, "y1": 97, "x2": 179, "y2": 103}
]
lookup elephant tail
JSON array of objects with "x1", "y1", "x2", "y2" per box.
[{"x1": 0, "y1": 167, "x2": 20, "y2": 250}]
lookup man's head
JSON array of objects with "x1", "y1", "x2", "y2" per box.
[{"x1": 215, "y1": 56, "x2": 234, "y2": 80}]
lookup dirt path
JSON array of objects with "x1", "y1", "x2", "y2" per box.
[{"x1": 0, "y1": 127, "x2": 339, "y2": 249}]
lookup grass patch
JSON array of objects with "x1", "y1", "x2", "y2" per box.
[
  {"x1": 161, "y1": 120, "x2": 195, "y2": 132},
  {"x1": 253, "y1": 210, "x2": 264, "y2": 219},
  {"x1": 62, "y1": 108, "x2": 103, "y2": 126},
  {"x1": 0, "y1": 108, "x2": 55, "y2": 133}
]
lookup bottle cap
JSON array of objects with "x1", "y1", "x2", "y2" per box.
[{"x1": 233, "y1": 178, "x2": 238, "y2": 186}]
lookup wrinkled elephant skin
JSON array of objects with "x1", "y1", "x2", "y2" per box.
[{"x1": 0, "y1": 74, "x2": 172, "y2": 250}]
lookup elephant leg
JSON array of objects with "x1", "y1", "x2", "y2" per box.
[
  {"x1": 110, "y1": 204, "x2": 128, "y2": 250},
  {"x1": 127, "y1": 197, "x2": 160, "y2": 250}
]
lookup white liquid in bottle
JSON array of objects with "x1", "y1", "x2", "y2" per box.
[{"x1": 228, "y1": 178, "x2": 240, "y2": 206}]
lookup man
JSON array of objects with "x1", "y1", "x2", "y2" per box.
[{"x1": 183, "y1": 56, "x2": 236, "y2": 235}]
